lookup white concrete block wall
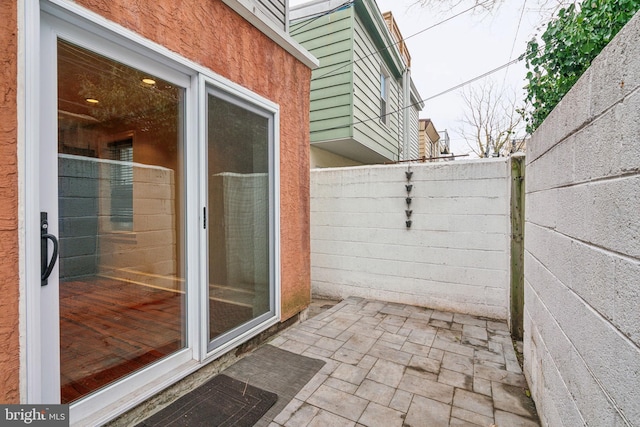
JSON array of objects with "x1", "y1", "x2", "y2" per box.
[
  {"x1": 310, "y1": 158, "x2": 512, "y2": 319},
  {"x1": 524, "y1": 11, "x2": 640, "y2": 426}
]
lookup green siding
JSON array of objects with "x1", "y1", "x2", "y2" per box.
[
  {"x1": 352, "y1": 14, "x2": 402, "y2": 161},
  {"x1": 292, "y1": 7, "x2": 355, "y2": 142},
  {"x1": 291, "y1": 0, "x2": 416, "y2": 163},
  {"x1": 311, "y1": 94, "x2": 352, "y2": 111}
]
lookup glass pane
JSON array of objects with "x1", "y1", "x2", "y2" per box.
[
  {"x1": 207, "y1": 93, "x2": 270, "y2": 343},
  {"x1": 57, "y1": 40, "x2": 185, "y2": 403}
]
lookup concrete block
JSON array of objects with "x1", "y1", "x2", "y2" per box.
[
  {"x1": 417, "y1": 196, "x2": 509, "y2": 216},
  {"x1": 528, "y1": 13, "x2": 640, "y2": 169},
  {"x1": 416, "y1": 231, "x2": 508, "y2": 252},
  {"x1": 59, "y1": 156, "x2": 99, "y2": 178},
  {"x1": 413, "y1": 177, "x2": 508, "y2": 198},
  {"x1": 313, "y1": 238, "x2": 507, "y2": 272},
  {"x1": 59, "y1": 176, "x2": 99, "y2": 198},
  {"x1": 572, "y1": 93, "x2": 640, "y2": 184},
  {"x1": 525, "y1": 190, "x2": 558, "y2": 229},
  {"x1": 59, "y1": 197, "x2": 98, "y2": 218},
  {"x1": 59, "y1": 217, "x2": 98, "y2": 238},
  {"x1": 554, "y1": 176, "x2": 640, "y2": 258},
  {"x1": 567, "y1": 238, "x2": 617, "y2": 321},
  {"x1": 589, "y1": 11, "x2": 640, "y2": 120},
  {"x1": 524, "y1": 224, "x2": 564, "y2": 279},
  {"x1": 613, "y1": 257, "x2": 640, "y2": 345},
  {"x1": 59, "y1": 236, "x2": 97, "y2": 257},
  {"x1": 135, "y1": 214, "x2": 173, "y2": 232},
  {"x1": 423, "y1": 213, "x2": 509, "y2": 234},
  {"x1": 525, "y1": 136, "x2": 575, "y2": 193},
  {"x1": 525, "y1": 254, "x2": 640, "y2": 424},
  {"x1": 528, "y1": 66, "x2": 593, "y2": 165},
  {"x1": 524, "y1": 289, "x2": 587, "y2": 427},
  {"x1": 525, "y1": 287, "x2": 626, "y2": 427},
  {"x1": 616, "y1": 91, "x2": 640, "y2": 175},
  {"x1": 408, "y1": 159, "x2": 508, "y2": 182}
]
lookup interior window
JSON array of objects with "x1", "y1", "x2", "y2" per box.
[{"x1": 108, "y1": 137, "x2": 134, "y2": 230}]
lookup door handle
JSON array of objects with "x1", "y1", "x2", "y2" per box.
[{"x1": 41, "y1": 212, "x2": 58, "y2": 286}]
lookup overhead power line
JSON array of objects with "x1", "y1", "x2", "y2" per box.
[
  {"x1": 290, "y1": 0, "x2": 355, "y2": 37},
  {"x1": 503, "y1": 0, "x2": 528, "y2": 85},
  {"x1": 422, "y1": 56, "x2": 522, "y2": 103},
  {"x1": 315, "y1": 56, "x2": 523, "y2": 134},
  {"x1": 314, "y1": 0, "x2": 494, "y2": 80}
]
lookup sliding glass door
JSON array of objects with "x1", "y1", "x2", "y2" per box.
[
  {"x1": 32, "y1": 7, "x2": 280, "y2": 417},
  {"x1": 40, "y1": 36, "x2": 188, "y2": 404},
  {"x1": 206, "y1": 89, "x2": 276, "y2": 350}
]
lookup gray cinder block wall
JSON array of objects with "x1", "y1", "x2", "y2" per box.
[
  {"x1": 310, "y1": 159, "x2": 512, "y2": 319},
  {"x1": 524, "y1": 11, "x2": 640, "y2": 426}
]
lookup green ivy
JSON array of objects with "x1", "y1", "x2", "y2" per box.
[{"x1": 523, "y1": 0, "x2": 640, "y2": 133}]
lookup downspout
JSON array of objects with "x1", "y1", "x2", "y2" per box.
[{"x1": 402, "y1": 67, "x2": 411, "y2": 161}]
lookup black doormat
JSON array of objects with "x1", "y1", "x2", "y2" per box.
[
  {"x1": 137, "y1": 374, "x2": 277, "y2": 427},
  {"x1": 222, "y1": 345, "x2": 326, "y2": 426}
]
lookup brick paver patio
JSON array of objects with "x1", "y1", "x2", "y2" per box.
[{"x1": 267, "y1": 297, "x2": 539, "y2": 427}]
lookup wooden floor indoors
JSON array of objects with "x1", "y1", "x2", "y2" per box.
[
  {"x1": 59, "y1": 276, "x2": 184, "y2": 403},
  {"x1": 59, "y1": 276, "x2": 266, "y2": 403}
]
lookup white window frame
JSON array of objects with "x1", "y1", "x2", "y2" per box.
[{"x1": 21, "y1": 1, "x2": 281, "y2": 425}]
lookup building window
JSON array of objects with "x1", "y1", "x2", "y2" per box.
[
  {"x1": 108, "y1": 137, "x2": 134, "y2": 230},
  {"x1": 380, "y1": 70, "x2": 389, "y2": 125}
]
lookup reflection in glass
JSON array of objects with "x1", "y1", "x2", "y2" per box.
[
  {"x1": 207, "y1": 94, "x2": 271, "y2": 343},
  {"x1": 57, "y1": 40, "x2": 185, "y2": 403}
]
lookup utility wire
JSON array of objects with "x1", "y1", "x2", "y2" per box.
[
  {"x1": 315, "y1": 56, "x2": 523, "y2": 134},
  {"x1": 423, "y1": 56, "x2": 522, "y2": 103},
  {"x1": 503, "y1": 0, "x2": 528, "y2": 85},
  {"x1": 314, "y1": 0, "x2": 494, "y2": 80},
  {"x1": 290, "y1": 0, "x2": 355, "y2": 36},
  {"x1": 508, "y1": 0, "x2": 528, "y2": 62}
]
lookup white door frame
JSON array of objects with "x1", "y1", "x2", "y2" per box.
[
  {"x1": 25, "y1": 3, "x2": 201, "y2": 423},
  {"x1": 22, "y1": 1, "x2": 281, "y2": 424}
]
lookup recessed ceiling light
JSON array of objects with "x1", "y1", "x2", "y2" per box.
[
  {"x1": 85, "y1": 98, "x2": 99, "y2": 104},
  {"x1": 142, "y1": 78, "x2": 156, "y2": 85}
]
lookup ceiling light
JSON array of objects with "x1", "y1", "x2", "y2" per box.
[
  {"x1": 142, "y1": 78, "x2": 156, "y2": 85},
  {"x1": 85, "y1": 98, "x2": 99, "y2": 104}
]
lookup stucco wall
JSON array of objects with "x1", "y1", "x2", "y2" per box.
[
  {"x1": 523, "y1": 11, "x2": 640, "y2": 426},
  {"x1": 0, "y1": 0, "x2": 312, "y2": 402},
  {"x1": 310, "y1": 159, "x2": 512, "y2": 319},
  {"x1": 0, "y1": 0, "x2": 19, "y2": 404},
  {"x1": 74, "y1": 0, "x2": 311, "y2": 321}
]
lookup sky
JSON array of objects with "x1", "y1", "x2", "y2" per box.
[{"x1": 290, "y1": 0, "x2": 544, "y2": 157}]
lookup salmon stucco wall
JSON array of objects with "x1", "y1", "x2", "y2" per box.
[
  {"x1": 74, "y1": 0, "x2": 312, "y2": 320},
  {"x1": 0, "y1": 0, "x2": 20, "y2": 403}
]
